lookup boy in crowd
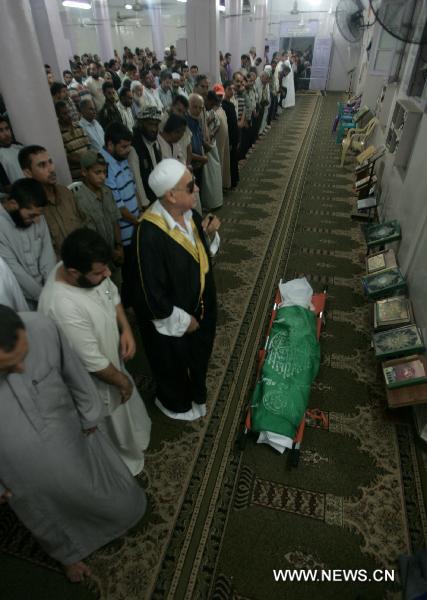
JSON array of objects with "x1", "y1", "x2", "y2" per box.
[{"x1": 74, "y1": 151, "x2": 123, "y2": 287}]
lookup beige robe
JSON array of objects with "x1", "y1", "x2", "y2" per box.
[{"x1": 215, "y1": 107, "x2": 231, "y2": 189}]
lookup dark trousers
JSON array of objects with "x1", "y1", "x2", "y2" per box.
[
  {"x1": 121, "y1": 243, "x2": 134, "y2": 308},
  {"x1": 136, "y1": 316, "x2": 215, "y2": 413},
  {"x1": 230, "y1": 145, "x2": 239, "y2": 188},
  {"x1": 238, "y1": 125, "x2": 252, "y2": 160},
  {"x1": 268, "y1": 95, "x2": 278, "y2": 124}
]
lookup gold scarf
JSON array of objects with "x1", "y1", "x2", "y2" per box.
[{"x1": 139, "y1": 208, "x2": 209, "y2": 301}]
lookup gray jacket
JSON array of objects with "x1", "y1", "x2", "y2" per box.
[{"x1": 0, "y1": 204, "x2": 56, "y2": 307}]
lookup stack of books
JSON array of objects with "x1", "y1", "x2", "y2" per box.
[
  {"x1": 355, "y1": 174, "x2": 377, "y2": 191},
  {"x1": 373, "y1": 296, "x2": 413, "y2": 331},
  {"x1": 355, "y1": 146, "x2": 386, "y2": 174},
  {"x1": 383, "y1": 355, "x2": 427, "y2": 409},
  {"x1": 366, "y1": 249, "x2": 397, "y2": 275},
  {"x1": 364, "y1": 220, "x2": 402, "y2": 248},
  {"x1": 362, "y1": 267, "x2": 407, "y2": 299},
  {"x1": 372, "y1": 324, "x2": 425, "y2": 360},
  {"x1": 383, "y1": 356, "x2": 427, "y2": 389}
]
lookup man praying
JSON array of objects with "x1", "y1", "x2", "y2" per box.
[
  {"x1": 0, "y1": 305, "x2": 147, "y2": 582},
  {"x1": 38, "y1": 228, "x2": 151, "y2": 475},
  {"x1": 131, "y1": 159, "x2": 220, "y2": 421}
]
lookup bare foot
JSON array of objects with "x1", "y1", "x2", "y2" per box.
[{"x1": 64, "y1": 561, "x2": 92, "y2": 583}]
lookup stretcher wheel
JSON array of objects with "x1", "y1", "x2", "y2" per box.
[
  {"x1": 236, "y1": 430, "x2": 248, "y2": 451},
  {"x1": 288, "y1": 447, "x2": 300, "y2": 468}
]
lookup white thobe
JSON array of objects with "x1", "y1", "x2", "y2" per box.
[
  {"x1": 0, "y1": 312, "x2": 146, "y2": 565},
  {"x1": 141, "y1": 86, "x2": 163, "y2": 111},
  {"x1": 38, "y1": 264, "x2": 151, "y2": 475},
  {"x1": 0, "y1": 256, "x2": 28, "y2": 310},
  {"x1": 283, "y1": 60, "x2": 296, "y2": 108},
  {"x1": 116, "y1": 102, "x2": 135, "y2": 132},
  {"x1": 0, "y1": 144, "x2": 24, "y2": 195}
]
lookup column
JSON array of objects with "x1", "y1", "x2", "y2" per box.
[
  {"x1": 224, "y1": 0, "x2": 242, "y2": 74},
  {"x1": 0, "y1": 1, "x2": 72, "y2": 184},
  {"x1": 60, "y1": 8, "x2": 78, "y2": 59},
  {"x1": 254, "y1": 0, "x2": 268, "y2": 64},
  {"x1": 93, "y1": 0, "x2": 115, "y2": 62},
  {"x1": 186, "y1": 0, "x2": 220, "y2": 83},
  {"x1": 149, "y1": 7, "x2": 165, "y2": 61},
  {"x1": 29, "y1": 0, "x2": 71, "y2": 79}
]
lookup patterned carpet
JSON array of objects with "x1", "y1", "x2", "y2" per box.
[{"x1": 1, "y1": 93, "x2": 426, "y2": 600}]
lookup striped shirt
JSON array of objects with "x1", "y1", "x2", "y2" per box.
[
  {"x1": 60, "y1": 124, "x2": 91, "y2": 181},
  {"x1": 100, "y1": 148, "x2": 139, "y2": 246},
  {"x1": 235, "y1": 92, "x2": 246, "y2": 120}
]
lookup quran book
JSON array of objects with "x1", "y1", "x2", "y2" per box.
[
  {"x1": 362, "y1": 267, "x2": 406, "y2": 300},
  {"x1": 373, "y1": 325, "x2": 424, "y2": 359},
  {"x1": 374, "y1": 296, "x2": 412, "y2": 330},
  {"x1": 383, "y1": 357, "x2": 427, "y2": 389},
  {"x1": 364, "y1": 220, "x2": 401, "y2": 247},
  {"x1": 355, "y1": 175, "x2": 377, "y2": 190},
  {"x1": 366, "y1": 249, "x2": 397, "y2": 274},
  {"x1": 355, "y1": 147, "x2": 386, "y2": 172},
  {"x1": 367, "y1": 253, "x2": 386, "y2": 272},
  {"x1": 357, "y1": 196, "x2": 377, "y2": 210}
]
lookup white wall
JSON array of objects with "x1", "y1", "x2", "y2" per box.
[
  {"x1": 327, "y1": 27, "x2": 361, "y2": 92},
  {"x1": 355, "y1": 5, "x2": 427, "y2": 338},
  {"x1": 61, "y1": 13, "x2": 182, "y2": 61}
]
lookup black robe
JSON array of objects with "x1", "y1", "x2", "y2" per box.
[
  {"x1": 132, "y1": 132, "x2": 162, "y2": 204},
  {"x1": 131, "y1": 210, "x2": 217, "y2": 413}
]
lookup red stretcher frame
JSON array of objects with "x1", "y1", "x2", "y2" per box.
[{"x1": 238, "y1": 286, "x2": 329, "y2": 467}]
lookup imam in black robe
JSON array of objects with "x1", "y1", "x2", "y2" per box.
[{"x1": 131, "y1": 208, "x2": 217, "y2": 413}]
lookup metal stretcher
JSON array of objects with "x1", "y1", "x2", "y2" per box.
[{"x1": 238, "y1": 286, "x2": 329, "y2": 468}]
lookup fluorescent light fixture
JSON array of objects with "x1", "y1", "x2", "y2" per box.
[
  {"x1": 219, "y1": 4, "x2": 225, "y2": 11},
  {"x1": 176, "y1": 0, "x2": 187, "y2": 3},
  {"x1": 62, "y1": 1, "x2": 92, "y2": 8},
  {"x1": 125, "y1": 3, "x2": 133, "y2": 8}
]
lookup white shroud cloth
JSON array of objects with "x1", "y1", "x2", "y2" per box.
[{"x1": 38, "y1": 264, "x2": 151, "y2": 475}]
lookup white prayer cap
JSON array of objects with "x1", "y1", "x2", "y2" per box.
[
  {"x1": 149, "y1": 159, "x2": 187, "y2": 198},
  {"x1": 264, "y1": 64, "x2": 272, "y2": 72},
  {"x1": 172, "y1": 72, "x2": 181, "y2": 81}
]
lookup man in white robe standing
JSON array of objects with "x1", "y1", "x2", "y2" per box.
[
  {"x1": 0, "y1": 305, "x2": 147, "y2": 582},
  {"x1": 38, "y1": 228, "x2": 151, "y2": 476},
  {"x1": 282, "y1": 53, "x2": 296, "y2": 109}
]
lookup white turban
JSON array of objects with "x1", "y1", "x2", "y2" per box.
[{"x1": 148, "y1": 159, "x2": 187, "y2": 198}]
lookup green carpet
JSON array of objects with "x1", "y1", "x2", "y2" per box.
[{"x1": 1, "y1": 93, "x2": 426, "y2": 600}]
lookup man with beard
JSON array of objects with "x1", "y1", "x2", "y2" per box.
[
  {"x1": 18, "y1": 145, "x2": 86, "y2": 259},
  {"x1": 38, "y1": 228, "x2": 151, "y2": 475},
  {"x1": 98, "y1": 81, "x2": 121, "y2": 130},
  {"x1": 84, "y1": 62, "x2": 105, "y2": 112},
  {"x1": 139, "y1": 69, "x2": 163, "y2": 111},
  {"x1": 0, "y1": 178, "x2": 55, "y2": 308},
  {"x1": 56, "y1": 101, "x2": 91, "y2": 181},
  {"x1": 0, "y1": 117, "x2": 23, "y2": 197},
  {"x1": 155, "y1": 70, "x2": 173, "y2": 112},
  {"x1": 100, "y1": 123, "x2": 140, "y2": 305},
  {"x1": 116, "y1": 87, "x2": 135, "y2": 133},
  {"x1": 132, "y1": 106, "x2": 163, "y2": 204},
  {"x1": 0, "y1": 304, "x2": 147, "y2": 582}
]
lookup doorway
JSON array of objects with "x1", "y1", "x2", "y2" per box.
[{"x1": 280, "y1": 36, "x2": 315, "y2": 90}]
